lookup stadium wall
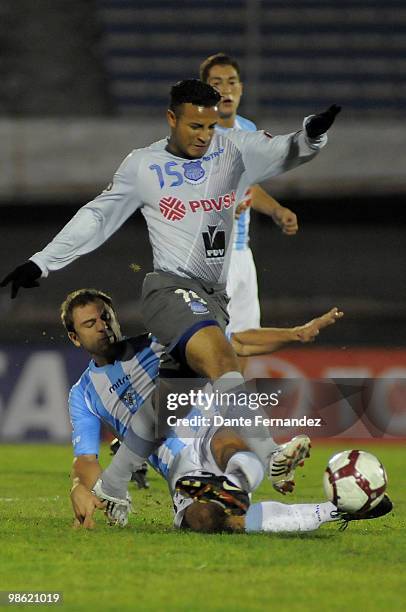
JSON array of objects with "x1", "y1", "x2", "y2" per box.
[
  {"x1": 0, "y1": 119, "x2": 405, "y2": 200},
  {"x1": 0, "y1": 345, "x2": 405, "y2": 443}
]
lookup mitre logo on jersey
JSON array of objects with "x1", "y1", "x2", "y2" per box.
[
  {"x1": 109, "y1": 374, "x2": 131, "y2": 394},
  {"x1": 182, "y1": 160, "x2": 206, "y2": 185},
  {"x1": 159, "y1": 196, "x2": 186, "y2": 221},
  {"x1": 202, "y1": 225, "x2": 226, "y2": 261}
]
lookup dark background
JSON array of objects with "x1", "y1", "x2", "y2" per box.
[{"x1": 0, "y1": 0, "x2": 405, "y2": 347}]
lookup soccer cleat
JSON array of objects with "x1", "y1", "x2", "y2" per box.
[
  {"x1": 92, "y1": 478, "x2": 133, "y2": 527},
  {"x1": 334, "y1": 494, "x2": 393, "y2": 531},
  {"x1": 269, "y1": 435, "x2": 311, "y2": 494},
  {"x1": 176, "y1": 473, "x2": 250, "y2": 516},
  {"x1": 110, "y1": 437, "x2": 150, "y2": 489},
  {"x1": 131, "y1": 463, "x2": 150, "y2": 489},
  {"x1": 110, "y1": 437, "x2": 121, "y2": 456}
]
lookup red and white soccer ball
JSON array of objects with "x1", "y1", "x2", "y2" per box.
[{"x1": 323, "y1": 450, "x2": 387, "y2": 513}]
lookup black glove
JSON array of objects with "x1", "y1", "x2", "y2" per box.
[
  {"x1": 305, "y1": 104, "x2": 341, "y2": 139},
  {"x1": 0, "y1": 261, "x2": 42, "y2": 299}
]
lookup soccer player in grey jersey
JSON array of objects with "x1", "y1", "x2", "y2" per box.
[{"x1": 1, "y1": 80, "x2": 340, "y2": 495}]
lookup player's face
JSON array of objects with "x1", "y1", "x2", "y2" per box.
[
  {"x1": 206, "y1": 64, "x2": 243, "y2": 122},
  {"x1": 68, "y1": 299, "x2": 122, "y2": 359},
  {"x1": 167, "y1": 103, "x2": 218, "y2": 159}
]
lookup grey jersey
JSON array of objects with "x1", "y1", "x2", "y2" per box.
[{"x1": 31, "y1": 125, "x2": 326, "y2": 284}]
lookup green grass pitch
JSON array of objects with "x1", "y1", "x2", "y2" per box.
[{"x1": 1, "y1": 442, "x2": 405, "y2": 611}]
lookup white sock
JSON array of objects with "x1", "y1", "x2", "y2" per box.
[
  {"x1": 245, "y1": 500, "x2": 338, "y2": 533},
  {"x1": 225, "y1": 451, "x2": 264, "y2": 492},
  {"x1": 212, "y1": 372, "x2": 279, "y2": 469},
  {"x1": 212, "y1": 371, "x2": 245, "y2": 394},
  {"x1": 101, "y1": 396, "x2": 157, "y2": 498}
]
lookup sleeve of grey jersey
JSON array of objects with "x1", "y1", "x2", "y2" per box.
[
  {"x1": 30, "y1": 152, "x2": 143, "y2": 277},
  {"x1": 226, "y1": 120, "x2": 327, "y2": 186}
]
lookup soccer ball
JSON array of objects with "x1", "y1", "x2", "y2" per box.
[{"x1": 323, "y1": 450, "x2": 387, "y2": 513}]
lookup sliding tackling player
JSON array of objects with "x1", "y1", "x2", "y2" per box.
[{"x1": 59, "y1": 287, "x2": 392, "y2": 536}]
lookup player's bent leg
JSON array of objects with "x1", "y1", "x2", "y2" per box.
[
  {"x1": 210, "y1": 428, "x2": 264, "y2": 493},
  {"x1": 110, "y1": 439, "x2": 149, "y2": 489},
  {"x1": 185, "y1": 325, "x2": 241, "y2": 378},
  {"x1": 244, "y1": 500, "x2": 337, "y2": 533},
  {"x1": 244, "y1": 494, "x2": 393, "y2": 533},
  {"x1": 99, "y1": 395, "x2": 158, "y2": 499}
]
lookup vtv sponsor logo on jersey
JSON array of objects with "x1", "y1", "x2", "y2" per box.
[{"x1": 202, "y1": 225, "x2": 226, "y2": 261}]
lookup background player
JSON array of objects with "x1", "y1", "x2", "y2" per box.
[{"x1": 200, "y1": 53, "x2": 298, "y2": 333}]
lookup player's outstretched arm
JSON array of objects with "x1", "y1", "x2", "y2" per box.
[
  {"x1": 230, "y1": 307, "x2": 343, "y2": 356},
  {"x1": 1, "y1": 154, "x2": 143, "y2": 298},
  {"x1": 71, "y1": 455, "x2": 105, "y2": 529},
  {"x1": 229, "y1": 104, "x2": 341, "y2": 186},
  {"x1": 249, "y1": 185, "x2": 298, "y2": 236},
  {"x1": 294, "y1": 307, "x2": 344, "y2": 343},
  {"x1": 0, "y1": 261, "x2": 42, "y2": 299}
]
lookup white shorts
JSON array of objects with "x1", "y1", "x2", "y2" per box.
[
  {"x1": 226, "y1": 248, "x2": 260, "y2": 334},
  {"x1": 168, "y1": 426, "x2": 223, "y2": 529}
]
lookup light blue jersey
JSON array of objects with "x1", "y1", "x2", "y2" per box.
[
  {"x1": 215, "y1": 114, "x2": 257, "y2": 251},
  {"x1": 69, "y1": 335, "x2": 162, "y2": 456},
  {"x1": 69, "y1": 334, "x2": 202, "y2": 486}
]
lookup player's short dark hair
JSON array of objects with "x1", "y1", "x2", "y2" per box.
[
  {"x1": 183, "y1": 501, "x2": 228, "y2": 533},
  {"x1": 169, "y1": 79, "x2": 221, "y2": 115},
  {"x1": 200, "y1": 53, "x2": 242, "y2": 83},
  {"x1": 60, "y1": 288, "x2": 116, "y2": 333}
]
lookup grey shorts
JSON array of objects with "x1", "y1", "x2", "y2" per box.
[{"x1": 141, "y1": 270, "x2": 230, "y2": 352}]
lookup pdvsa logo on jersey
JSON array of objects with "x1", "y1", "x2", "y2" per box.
[
  {"x1": 159, "y1": 196, "x2": 186, "y2": 221},
  {"x1": 182, "y1": 160, "x2": 206, "y2": 185},
  {"x1": 189, "y1": 191, "x2": 235, "y2": 213}
]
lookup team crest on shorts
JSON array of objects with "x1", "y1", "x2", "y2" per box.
[
  {"x1": 175, "y1": 288, "x2": 209, "y2": 315},
  {"x1": 182, "y1": 160, "x2": 206, "y2": 184}
]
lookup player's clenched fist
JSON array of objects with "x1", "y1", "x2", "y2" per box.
[
  {"x1": 271, "y1": 206, "x2": 298, "y2": 236},
  {"x1": 0, "y1": 261, "x2": 42, "y2": 299},
  {"x1": 305, "y1": 104, "x2": 341, "y2": 139}
]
